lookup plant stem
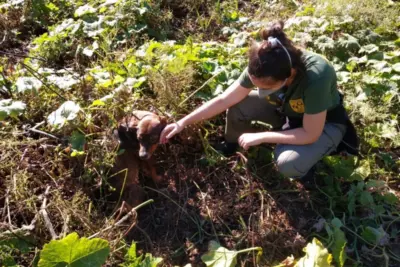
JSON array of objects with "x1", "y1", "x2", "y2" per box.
[
  {"x1": 179, "y1": 69, "x2": 223, "y2": 107},
  {"x1": 237, "y1": 246, "x2": 262, "y2": 254},
  {"x1": 88, "y1": 199, "x2": 154, "y2": 239},
  {"x1": 132, "y1": 199, "x2": 154, "y2": 210}
]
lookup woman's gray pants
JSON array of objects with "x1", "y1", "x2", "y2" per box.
[{"x1": 225, "y1": 91, "x2": 346, "y2": 178}]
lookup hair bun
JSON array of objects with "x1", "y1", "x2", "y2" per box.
[{"x1": 260, "y1": 20, "x2": 285, "y2": 41}]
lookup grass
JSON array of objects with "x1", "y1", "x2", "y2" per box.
[{"x1": 0, "y1": 0, "x2": 399, "y2": 266}]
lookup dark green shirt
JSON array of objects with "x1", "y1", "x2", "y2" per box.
[{"x1": 238, "y1": 50, "x2": 341, "y2": 118}]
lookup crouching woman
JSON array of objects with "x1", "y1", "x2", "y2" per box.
[{"x1": 160, "y1": 21, "x2": 358, "y2": 180}]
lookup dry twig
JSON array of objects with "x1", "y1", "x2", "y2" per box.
[
  {"x1": 88, "y1": 199, "x2": 154, "y2": 239},
  {"x1": 40, "y1": 186, "x2": 58, "y2": 240}
]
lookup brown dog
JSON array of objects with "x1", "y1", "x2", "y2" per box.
[{"x1": 108, "y1": 110, "x2": 167, "y2": 209}]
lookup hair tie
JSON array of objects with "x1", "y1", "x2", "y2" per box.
[{"x1": 267, "y1": 37, "x2": 292, "y2": 69}]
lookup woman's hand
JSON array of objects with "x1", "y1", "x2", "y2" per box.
[
  {"x1": 160, "y1": 122, "x2": 185, "y2": 144},
  {"x1": 238, "y1": 133, "x2": 265, "y2": 150}
]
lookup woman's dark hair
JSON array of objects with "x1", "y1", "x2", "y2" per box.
[{"x1": 248, "y1": 21, "x2": 306, "y2": 81}]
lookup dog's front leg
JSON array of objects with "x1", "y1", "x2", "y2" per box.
[{"x1": 143, "y1": 158, "x2": 162, "y2": 184}]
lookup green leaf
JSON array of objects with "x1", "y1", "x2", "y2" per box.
[
  {"x1": 15, "y1": 77, "x2": 42, "y2": 93},
  {"x1": 365, "y1": 180, "x2": 385, "y2": 190},
  {"x1": 382, "y1": 193, "x2": 399, "y2": 205},
  {"x1": 47, "y1": 101, "x2": 81, "y2": 128},
  {"x1": 125, "y1": 77, "x2": 146, "y2": 89},
  {"x1": 331, "y1": 218, "x2": 343, "y2": 228},
  {"x1": 74, "y1": 4, "x2": 97, "y2": 17},
  {"x1": 91, "y1": 99, "x2": 106, "y2": 106},
  {"x1": 323, "y1": 155, "x2": 357, "y2": 181},
  {"x1": 332, "y1": 228, "x2": 347, "y2": 267},
  {"x1": 351, "y1": 159, "x2": 371, "y2": 180},
  {"x1": 140, "y1": 253, "x2": 163, "y2": 267},
  {"x1": 347, "y1": 190, "x2": 356, "y2": 216},
  {"x1": 359, "y1": 44, "x2": 379, "y2": 54},
  {"x1": 46, "y1": 2, "x2": 59, "y2": 11},
  {"x1": 359, "y1": 191, "x2": 374, "y2": 206},
  {"x1": 201, "y1": 241, "x2": 237, "y2": 267},
  {"x1": 361, "y1": 226, "x2": 389, "y2": 246},
  {"x1": 38, "y1": 232, "x2": 110, "y2": 267},
  {"x1": 71, "y1": 150, "x2": 85, "y2": 157},
  {"x1": 315, "y1": 36, "x2": 335, "y2": 53},
  {"x1": 392, "y1": 63, "x2": 400, "y2": 73},
  {"x1": 330, "y1": 219, "x2": 347, "y2": 267},
  {"x1": 0, "y1": 229, "x2": 34, "y2": 253},
  {"x1": 0, "y1": 253, "x2": 17, "y2": 266},
  {"x1": 373, "y1": 205, "x2": 385, "y2": 215},
  {"x1": 336, "y1": 71, "x2": 351, "y2": 84},
  {"x1": 46, "y1": 74, "x2": 79, "y2": 91},
  {"x1": 296, "y1": 238, "x2": 333, "y2": 267},
  {"x1": 366, "y1": 122, "x2": 398, "y2": 141},
  {"x1": 337, "y1": 34, "x2": 360, "y2": 52},
  {"x1": 121, "y1": 242, "x2": 162, "y2": 267},
  {"x1": 126, "y1": 242, "x2": 139, "y2": 262},
  {"x1": 121, "y1": 243, "x2": 143, "y2": 267},
  {"x1": 0, "y1": 99, "x2": 26, "y2": 121},
  {"x1": 324, "y1": 224, "x2": 333, "y2": 238},
  {"x1": 70, "y1": 131, "x2": 85, "y2": 151}
]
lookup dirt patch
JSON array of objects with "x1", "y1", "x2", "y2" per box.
[{"x1": 121, "y1": 128, "x2": 318, "y2": 266}]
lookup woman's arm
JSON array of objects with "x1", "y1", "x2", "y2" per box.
[
  {"x1": 178, "y1": 80, "x2": 251, "y2": 126},
  {"x1": 161, "y1": 80, "x2": 251, "y2": 142},
  {"x1": 239, "y1": 111, "x2": 327, "y2": 149}
]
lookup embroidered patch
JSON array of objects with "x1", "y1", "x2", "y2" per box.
[{"x1": 289, "y1": 98, "x2": 305, "y2": 113}]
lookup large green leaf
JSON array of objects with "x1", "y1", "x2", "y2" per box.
[
  {"x1": 0, "y1": 99, "x2": 26, "y2": 121},
  {"x1": 15, "y1": 77, "x2": 42, "y2": 93},
  {"x1": 201, "y1": 241, "x2": 237, "y2": 267},
  {"x1": 323, "y1": 155, "x2": 353, "y2": 178},
  {"x1": 47, "y1": 101, "x2": 81, "y2": 128},
  {"x1": 359, "y1": 44, "x2": 379, "y2": 54},
  {"x1": 38, "y1": 232, "x2": 110, "y2": 267},
  {"x1": 296, "y1": 238, "x2": 333, "y2": 267},
  {"x1": 352, "y1": 159, "x2": 371, "y2": 180},
  {"x1": 74, "y1": 4, "x2": 97, "y2": 17},
  {"x1": 46, "y1": 74, "x2": 79, "y2": 91},
  {"x1": 323, "y1": 156, "x2": 371, "y2": 181},
  {"x1": 337, "y1": 34, "x2": 360, "y2": 52},
  {"x1": 314, "y1": 36, "x2": 335, "y2": 53},
  {"x1": 361, "y1": 226, "x2": 389, "y2": 246}
]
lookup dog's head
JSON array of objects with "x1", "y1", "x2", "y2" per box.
[{"x1": 115, "y1": 111, "x2": 167, "y2": 160}]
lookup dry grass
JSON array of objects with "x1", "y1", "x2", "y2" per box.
[
  {"x1": 147, "y1": 65, "x2": 195, "y2": 111},
  {"x1": 314, "y1": 0, "x2": 400, "y2": 30}
]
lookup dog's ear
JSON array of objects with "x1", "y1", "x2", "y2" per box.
[
  {"x1": 116, "y1": 122, "x2": 138, "y2": 148},
  {"x1": 159, "y1": 116, "x2": 168, "y2": 127},
  {"x1": 126, "y1": 114, "x2": 141, "y2": 129}
]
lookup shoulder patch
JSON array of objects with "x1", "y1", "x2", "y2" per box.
[{"x1": 289, "y1": 98, "x2": 305, "y2": 113}]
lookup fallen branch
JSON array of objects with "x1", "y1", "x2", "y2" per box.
[
  {"x1": 88, "y1": 199, "x2": 154, "y2": 239},
  {"x1": 27, "y1": 122, "x2": 59, "y2": 140},
  {"x1": 40, "y1": 186, "x2": 58, "y2": 240}
]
